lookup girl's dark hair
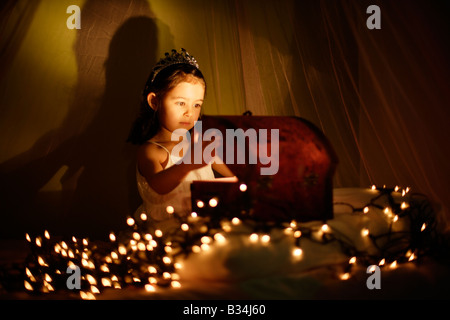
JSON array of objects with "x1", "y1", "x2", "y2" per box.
[{"x1": 127, "y1": 63, "x2": 206, "y2": 145}]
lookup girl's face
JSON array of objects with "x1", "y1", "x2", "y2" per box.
[{"x1": 149, "y1": 79, "x2": 205, "y2": 138}]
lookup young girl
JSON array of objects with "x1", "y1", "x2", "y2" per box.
[{"x1": 128, "y1": 49, "x2": 234, "y2": 229}]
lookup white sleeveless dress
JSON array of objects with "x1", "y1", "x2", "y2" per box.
[{"x1": 135, "y1": 141, "x2": 215, "y2": 225}]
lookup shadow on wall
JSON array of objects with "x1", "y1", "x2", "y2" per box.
[{"x1": 0, "y1": 0, "x2": 173, "y2": 239}]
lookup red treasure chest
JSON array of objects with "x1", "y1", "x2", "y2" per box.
[{"x1": 190, "y1": 115, "x2": 338, "y2": 223}]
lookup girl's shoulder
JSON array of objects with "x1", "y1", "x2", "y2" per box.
[{"x1": 137, "y1": 141, "x2": 169, "y2": 163}]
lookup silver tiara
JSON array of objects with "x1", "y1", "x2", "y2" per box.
[{"x1": 151, "y1": 48, "x2": 200, "y2": 83}]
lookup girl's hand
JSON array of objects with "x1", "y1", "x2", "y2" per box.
[{"x1": 182, "y1": 126, "x2": 222, "y2": 169}]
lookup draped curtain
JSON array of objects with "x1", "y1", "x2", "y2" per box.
[{"x1": 1, "y1": 0, "x2": 449, "y2": 238}]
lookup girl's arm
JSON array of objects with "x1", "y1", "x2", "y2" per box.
[
  {"x1": 138, "y1": 137, "x2": 235, "y2": 194},
  {"x1": 138, "y1": 143, "x2": 193, "y2": 195},
  {"x1": 138, "y1": 139, "x2": 218, "y2": 195}
]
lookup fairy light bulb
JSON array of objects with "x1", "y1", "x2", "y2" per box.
[
  {"x1": 165, "y1": 245, "x2": 172, "y2": 253},
  {"x1": 196, "y1": 200, "x2": 204, "y2": 208},
  {"x1": 361, "y1": 228, "x2": 369, "y2": 237},
  {"x1": 166, "y1": 206, "x2": 174, "y2": 214},
  {"x1": 168, "y1": 273, "x2": 178, "y2": 282},
  {"x1": 101, "y1": 278, "x2": 112, "y2": 287},
  {"x1": 214, "y1": 233, "x2": 226, "y2": 244},
  {"x1": 24, "y1": 280, "x2": 33, "y2": 291},
  {"x1": 222, "y1": 223, "x2": 232, "y2": 232},
  {"x1": 201, "y1": 236, "x2": 212, "y2": 244},
  {"x1": 249, "y1": 233, "x2": 259, "y2": 243},
  {"x1": 44, "y1": 230, "x2": 50, "y2": 240},
  {"x1": 292, "y1": 247, "x2": 303, "y2": 259},
  {"x1": 145, "y1": 284, "x2": 156, "y2": 292},
  {"x1": 38, "y1": 256, "x2": 48, "y2": 267},
  {"x1": 132, "y1": 276, "x2": 141, "y2": 283},
  {"x1": 126, "y1": 217, "x2": 135, "y2": 226},
  {"x1": 118, "y1": 245, "x2": 127, "y2": 255},
  {"x1": 363, "y1": 207, "x2": 369, "y2": 214},
  {"x1": 80, "y1": 291, "x2": 96, "y2": 300},
  {"x1": 100, "y1": 264, "x2": 109, "y2": 273},
  {"x1": 349, "y1": 256, "x2": 356, "y2": 264},
  {"x1": 163, "y1": 256, "x2": 172, "y2": 264},
  {"x1": 231, "y1": 217, "x2": 240, "y2": 225},
  {"x1": 321, "y1": 224, "x2": 329, "y2": 233},
  {"x1": 86, "y1": 274, "x2": 97, "y2": 285},
  {"x1": 91, "y1": 285, "x2": 100, "y2": 294},
  {"x1": 144, "y1": 233, "x2": 152, "y2": 241},
  {"x1": 421, "y1": 223, "x2": 426, "y2": 232},
  {"x1": 43, "y1": 281, "x2": 54, "y2": 292},
  {"x1": 340, "y1": 273, "x2": 350, "y2": 280},
  {"x1": 140, "y1": 212, "x2": 147, "y2": 221},
  {"x1": 25, "y1": 268, "x2": 36, "y2": 282},
  {"x1": 239, "y1": 183, "x2": 247, "y2": 192},
  {"x1": 155, "y1": 229, "x2": 163, "y2": 238},
  {"x1": 181, "y1": 223, "x2": 189, "y2": 231},
  {"x1": 109, "y1": 232, "x2": 116, "y2": 242},
  {"x1": 171, "y1": 281, "x2": 181, "y2": 288},
  {"x1": 172, "y1": 263, "x2": 182, "y2": 270},
  {"x1": 133, "y1": 232, "x2": 141, "y2": 241},
  {"x1": 209, "y1": 197, "x2": 218, "y2": 207},
  {"x1": 261, "y1": 234, "x2": 270, "y2": 244}
]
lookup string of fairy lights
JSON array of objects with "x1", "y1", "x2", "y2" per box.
[{"x1": 6, "y1": 184, "x2": 442, "y2": 299}]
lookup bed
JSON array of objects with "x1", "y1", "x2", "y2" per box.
[
  {"x1": 2, "y1": 186, "x2": 449, "y2": 302},
  {"x1": 2, "y1": 116, "x2": 449, "y2": 301}
]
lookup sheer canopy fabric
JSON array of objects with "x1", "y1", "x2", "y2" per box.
[{"x1": 1, "y1": 0, "x2": 449, "y2": 237}]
